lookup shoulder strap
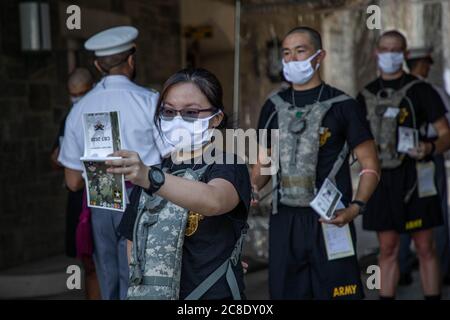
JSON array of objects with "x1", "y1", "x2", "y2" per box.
[
  {"x1": 193, "y1": 164, "x2": 211, "y2": 180},
  {"x1": 264, "y1": 93, "x2": 291, "y2": 129},
  {"x1": 264, "y1": 94, "x2": 287, "y2": 213},
  {"x1": 398, "y1": 79, "x2": 423, "y2": 96},
  {"x1": 263, "y1": 93, "x2": 291, "y2": 130},
  {"x1": 171, "y1": 163, "x2": 210, "y2": 179},
  {"x1": 264, "y1": 111, "x2": 278, "y2": 130},
  {"x1": 361, "y1": 80, "x2": 423, "y2": 101},
  {"x1": 318, "y1": 94, "x2": 352, "y2": 107},
  {"x1": 185, "y1": 224, "x2": 248, "y2": 300},
  {"x1": 129, "y1": 189, "x2": 147, "y2": 285},
  {"x1": 360, "y1": 88, "x2": 376, "y2": 100},
  {"x1": 269, "y1": 93, "x2": 292, "y2": 109},
  {"x1": 395, "y1": 79, "x2": 423, "y2": 129},
  {"x1": 128, "y1": 186, "x2": 143, "y2": 210},
  {"x1": 327, "y1": 143, "x2": 349, "y2": 184}
]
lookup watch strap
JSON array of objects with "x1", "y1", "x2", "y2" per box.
[
  {"x1": 350, "y1": 200, "x2": 366, "y2": 214},
  {"x1": 145, "y1": 165, "x2": 165, "y2": 195}
]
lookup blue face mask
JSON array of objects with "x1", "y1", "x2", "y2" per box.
[{"x1": 377, "y1": 52, "x2": 404, "y2": 74}]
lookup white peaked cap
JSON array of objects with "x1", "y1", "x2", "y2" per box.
[{"x1": 84, "y1": 26, "x2": 138, "y2": 57}]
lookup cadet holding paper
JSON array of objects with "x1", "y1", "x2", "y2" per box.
[
  {"x1": 398, "y1": 47, "x2": 450, "y2": 286},
  {"x1": 357, "y1": 30, "x2": 450, "y2": 300},
  {"x1": 251, "y1": 26, "x2": 380, "y2": 300}
]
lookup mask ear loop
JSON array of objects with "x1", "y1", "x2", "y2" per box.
[
  {"x1": 303, "y1": 49, "x2": 322, "y2": 63},
  {"x1": 311, "y1": 50, "x2": 322, "y2": 71},
  {"x1": 207, "y1": 109, "x2": 222, "y2": 144},
  {"x1": 281, "y1": 49, "x2": 322, "y2": 66},
  {"x1": 210, "y1": 109, "x2": 224, "y2": 129},
  {"x1": 205, "y1": 110, "x2": 223, "y2": 146}
]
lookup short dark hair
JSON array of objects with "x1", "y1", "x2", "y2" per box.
[
  {"x1": 406, "y1": 57, "x2": 432, "y2": 71},
  {"x1": 378, "y1": 30, "x2": 408, "y2": 50},
  {"x1": 283, "y1": 26, "x2": 323, "y2": 50},
  {"x1": 154, "y1": 68, "x2": 228, "y2": 129},
  {"x1": 406, "y1": 58, "x2": 421, "y2": 71},
  {"x1": 96, "y1": 47, "x2": 135, "y2": 73}
]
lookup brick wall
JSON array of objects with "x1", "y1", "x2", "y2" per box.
[{"x1": 0, "y1": 0, "x2": 181, "y2": 270}]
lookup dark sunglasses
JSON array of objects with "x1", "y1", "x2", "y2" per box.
[{"x1": 160, "y1": 106, "x2": 218, "y2": 122}]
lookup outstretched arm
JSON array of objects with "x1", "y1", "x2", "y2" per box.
[{"x1": 106, "y1": 150, "x2": 240, "y2": 217}]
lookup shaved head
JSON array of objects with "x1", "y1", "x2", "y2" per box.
[
  {"x1": 68, "y1": 68, "x2": 94, "y2": 96},
  {"x1": 377, "y1": 30, "x2": 407, "y2": 50},
  {"x1": 283, "y1": 26, "x2": 323, "y2": 51},
  {"x1": 68, "y1": 68, "x2": 93, "y2": 89}
]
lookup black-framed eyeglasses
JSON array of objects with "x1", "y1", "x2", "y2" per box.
[{"x1": 160, "y1": 105, "x2": 218, "y2": 122}]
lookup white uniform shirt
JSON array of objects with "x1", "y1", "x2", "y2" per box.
[{"x1": 58, "y1": 75, "x2": 169, "y2": 171}]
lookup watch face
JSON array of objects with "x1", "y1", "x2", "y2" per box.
[{"x1": 152, "y1": 170, "x2": 165, "y2": 185}]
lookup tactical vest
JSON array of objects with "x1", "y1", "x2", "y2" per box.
[
  {"x1": 266, "y1": 93, "x2": 352, "y2": 213},
  {"x1": 361, "y1": 80, "x2": 422, "y2": 169},
  {"x1": 127, "y1": 165, "x2": 247, "y2": 300}
]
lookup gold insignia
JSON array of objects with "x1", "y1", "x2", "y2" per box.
[
  {"x1": 185, "y1": 211, "x2": 204, "y2": 236},
  {"x1": 398, "y1": 108, "x2": 409, "y2": 124},
  {"x1": 320, "y1": 127, "x2": 331, "y2": 147}
]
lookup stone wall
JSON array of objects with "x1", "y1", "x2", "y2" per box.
[
  {"x1": 239, "y1": 4, "x2": 322, "y2": 129},
  {"x1": 0, "y1": 0, "x2": 181, "y2": 270},
  {"x1": 238, "y1": 0, "x2": 450, "y2": 130}
]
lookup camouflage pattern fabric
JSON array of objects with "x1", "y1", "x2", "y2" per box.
[
  {"x1": 127, "y1": 166, "x2": 209, "y2": 300},
  {"x1": 361, "y1": 80, "x2": 422, "y2": 169},
  {"x1": 268, "y1": 93, "x2": 352, "y2": 208}
]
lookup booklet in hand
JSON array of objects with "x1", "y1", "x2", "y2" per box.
[
  {"x1": 81, "y1": 111, "x2": 126, "y2": 212},
  {"x1": 397, "y1": 126, "x2": 419, "y2": 154},
  {"x1": 310, "y1": 178, "x2": 342, "y2": 221}
]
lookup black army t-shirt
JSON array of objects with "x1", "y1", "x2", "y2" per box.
[
  {"x1": 119, "y1": 151, "x2": 251, "y2": 300},
  {"x1": 257, "y1": 83, "x2": 373, "y2": 205},
  {"x1": 357, "y1": 73, "x2": 447, "y2": 232},
  {"x1": 356, "y1": 74, "x2": 446, "y2": 131}
]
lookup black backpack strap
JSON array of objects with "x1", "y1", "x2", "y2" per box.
[
  {"x1": 118, "y1": 186, "x2": 143, "y2": 241},
  {"x1": 185, "y1": 223, "x2": 248, "y2": 300}
]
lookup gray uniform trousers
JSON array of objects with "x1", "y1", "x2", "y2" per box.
[{"x1": 91, "y1": 207, "x2": 129, "y2": 300}]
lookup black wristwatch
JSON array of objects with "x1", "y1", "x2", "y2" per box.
[
  {"x1": 350, "y1": 200, "x2": 366, "y2": 214},
  {"x1": 145, "y1": 165, "x2": 165, "y2": 195}
]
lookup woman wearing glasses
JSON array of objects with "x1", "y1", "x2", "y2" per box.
[{"x1": 107, "y1": 68, "x2": 251, "y2": 300}]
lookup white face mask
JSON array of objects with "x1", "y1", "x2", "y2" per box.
[
  {"x1": 160, "y1": 112, "x2": 219, "y2": 151},
  {"x1": 282, "y1": 50, "x2": 321, "y2": 85},
  {"x1": 377, "y1": 52, "x2": 404, "y2": 74}
]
